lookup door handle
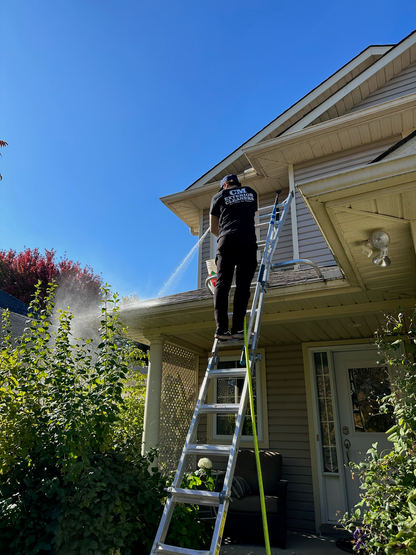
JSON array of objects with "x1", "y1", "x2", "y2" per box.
[{"x1": 344, "y1": 439, "x2": 351, "y2": 463}]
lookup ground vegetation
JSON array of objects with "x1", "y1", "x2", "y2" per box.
[{"x1": 343, "y1": 308, "x2": 416, "y2": 554}]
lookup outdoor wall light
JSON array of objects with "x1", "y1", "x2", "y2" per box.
[{"x1": 362, "y1": 230, "x2": 391, "y2": 267}]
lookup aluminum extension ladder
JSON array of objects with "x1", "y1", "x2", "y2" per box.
[{"x1": 150, "y1": 190, "x2": 294, "y2": 555}]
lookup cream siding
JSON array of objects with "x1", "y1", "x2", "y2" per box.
[
  {"x1": 296, "y1": 194, "x2": 336, "y2": 267},
  {"x1": 259, "y1": 191, "x2": 294, "y2": 265},
  {"x1": 294, "y1": 138, "x2": 399, "y2": 185},
  {"x1": 348, "y1": 60, "x2": 416, "y2": 113},
  {"x1": 266, "y1": 344, "x2": 315, "y2": 530}
]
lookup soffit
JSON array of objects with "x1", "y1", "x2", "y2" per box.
[
  {"x1": 121, "y1": 284, "x2": 415, "y2": 352},
  {"x1": 297, "y1": 153, "x2": 416, "y2": 297},
  {"x1": 160, "y1": 173, "x2": 289, "y2": 234}
]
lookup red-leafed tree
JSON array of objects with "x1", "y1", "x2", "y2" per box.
[{"x1": 0, "y1": 248, "x2": 103, "y2": 308}]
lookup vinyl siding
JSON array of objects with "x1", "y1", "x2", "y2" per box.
[
  {"x1": 265, "y1": 344, "x2": 315, "y2": 530},
  {"x1": 197, "y1": 344, "x2": 315, "y2": 531},
  {"x1": 294, "y1": 138, "x2": 398, "y2": 185},
  {"x1": 348, "y1": 60, "x2": 416, "y2": 113},
  {"x1": 296, "y1": 193, "x2": 336, "y2": 267},
  {"x1": 258, "y1": 191, "x2": 294, "y2": 266}
]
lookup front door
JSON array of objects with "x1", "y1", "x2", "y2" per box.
[{"x1": 333, "y1": 350, "x2": 394, "y2": 512}]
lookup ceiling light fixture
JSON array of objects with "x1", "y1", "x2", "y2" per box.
[{"x1": 362, "y1": 230, "x2": 391, "y2": 267}]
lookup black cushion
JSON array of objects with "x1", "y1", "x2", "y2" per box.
[
  {"x1": 235, "y1": 449, "x2": 282, "y2": 495},
  {"x1": 230, "y1": 476, "x2": 251, "y2": 499}
]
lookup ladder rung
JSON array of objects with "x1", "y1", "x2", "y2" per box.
[
  {"x1": 209, "y1": 369, "x2": 246, "y2": 378},
  {"x1": 217, "y1": 338, "x2": 249, "y2": 348},
  {"x1": 200, "y1": 403, "x2": 240, "y2": 413},
  {"x1": 167, "y1": 488, "x2": 222, "y2": 506},
  {"x1": 155, "y1": 543, "x2": 211, "y2": 555},
  {"x1": 186, "y1": 444, "x2": 232, "y2": 455}
]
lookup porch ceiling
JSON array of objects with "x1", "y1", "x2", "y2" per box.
[
  {"x1": 120, "y1": 271, "x2": 415, "y2": 353},
  {"x1": 297, "y1": 153, "x2": 416, "y2": 297}
]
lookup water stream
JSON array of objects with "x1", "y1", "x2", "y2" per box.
[{"x1": 156, "y1": 228, "x2": 210, "y2": 298}]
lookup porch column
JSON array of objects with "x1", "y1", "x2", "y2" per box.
[{"x1": 141, "y1": 336, "x2": 165, "y2": 456}]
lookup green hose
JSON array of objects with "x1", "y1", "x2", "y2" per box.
[{"x1": 243, "y1": 319, "x2": 271, "y2": 555}]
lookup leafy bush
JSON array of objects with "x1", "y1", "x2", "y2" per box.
[
  {"x1": 0, "y1": 283, "x2": 164, "y2": 554},
  {"x1": 165, "y1": 459, "x2": 215, "y2": 550},
  {"x1": 343, "y1": 308, "x2": 416, "y2": 554}
]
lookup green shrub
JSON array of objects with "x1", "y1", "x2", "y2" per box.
[
  {"x1": 342, "y1": 308, "x2": 416, "y2": 554},
  {"x1": 165, "y1": 461, "x2": 215, "y2": 550},
  {"x1": 0, "y1": 283, "x2": 164, "y2": 554}
]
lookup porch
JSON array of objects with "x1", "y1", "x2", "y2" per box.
[{"x1": 220, "y1": 529, "x2": 349, "y2": 555}]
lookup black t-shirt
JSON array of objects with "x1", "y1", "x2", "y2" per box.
[{"x1": 210, "y1": 185, "x2": 258, "y2": 239}]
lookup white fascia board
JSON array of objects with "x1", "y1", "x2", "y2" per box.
[
  {"x1": 243, "y1": 92, "x2": 416, "y2": 161},
  {"x1": 297, "y1": 152, "x2": 416, "y2": 200},
  {"x1": 286, "y1": 36, "x2": 416, "y2": 134},
  {"x1": 187, "y1": 46, "x2": 392, "y2": 191}
]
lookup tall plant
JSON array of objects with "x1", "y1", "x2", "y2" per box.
[
  {"x1": 0, "y1": 283, "x2": 164, "y2": 554},
  {"x1": 343, "y1": 308, "x2": 416, "y2": 554}
]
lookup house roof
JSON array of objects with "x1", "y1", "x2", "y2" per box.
[
  {"x1": 0, "y1": 290, "x2": 29, "y2": 316},
  {"x1": 161, "y1": 29, "x2": 416, "y2": 234},
  {"x1": 120, "y1": 263, "x2": 414, "y2": 351},
  {"x1": 126, "y1": 30, "x2": 416, "y2": 352}
]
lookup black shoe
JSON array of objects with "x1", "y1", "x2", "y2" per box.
[
  {"x1": 215, "y1": 330, "x2": 232, "y2": 340},
  {"x1": 231, "y1": 330, "x2": 254, "y2": 340}
]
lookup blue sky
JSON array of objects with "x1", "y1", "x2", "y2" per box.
[{"x1": 1, "y1": 1, "x2": 415, "y2": 300}]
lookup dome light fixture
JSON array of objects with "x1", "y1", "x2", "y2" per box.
[{"x1": 362, "y1": 230, "x2": 391, "y2": 267}]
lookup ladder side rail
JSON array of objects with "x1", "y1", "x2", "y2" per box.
[
  {"x1": 256, "y1": 191, "x2": 281, "y2": 285},
  {"x1": 247, "y1": 191, "x2": 294, "y2": 341},
  {"x1": 245, "y1": 191, "x2": 284, "y2": 338},
  {"x1": 221, "y1": 369, "x2": 250, "y2": 491},
  {"x1": 210, "y1": 362, "x2": 252, "y2": 555},
  {"x1": 246, "y1": 191, "x2": 293, "y2": 340},
  {"x1": 150, "y1": 494, "x2": 178, "y2": 550}
]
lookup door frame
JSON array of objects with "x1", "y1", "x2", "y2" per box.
[{"x1": 303, "y1": 340, "x2": 378, "y2": 531}]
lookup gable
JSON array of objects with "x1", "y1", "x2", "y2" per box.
[
  {"x1": 287, "y1": 30, "x2": 416, "y2": 131},
  {"x1": 348, "y1": 60, "x2": 416, "y2": 114}
]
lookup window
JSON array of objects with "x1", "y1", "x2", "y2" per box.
[
  {"x1": 210, "y1": 352, "x2": 268, "y2": 446},
  {"x1": 347, "y1": 366, "x2": 394, "y2": 433},
  {"x1": 314, "y1": 352, "x2": 338, "y2": 473}
]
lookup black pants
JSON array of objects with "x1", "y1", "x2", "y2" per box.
[{"x1": 214, "y1": 234, "x2": 258, "y2": 333}]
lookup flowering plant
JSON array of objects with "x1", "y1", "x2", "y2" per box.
[
  {"x1": 198, "y1": 457, "x2": 213, "y2": 470},
  {"x1": 353, "y1": 528, "x2": 367, "y2": 551}
]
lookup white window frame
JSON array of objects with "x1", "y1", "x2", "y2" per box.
[{"x1": 207, "y1": 349, "x2": 269, "y2": 448}]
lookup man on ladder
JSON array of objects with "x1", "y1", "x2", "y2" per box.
[{"x1": 210, "y1": 174, "x2": 258, "y2": 341}]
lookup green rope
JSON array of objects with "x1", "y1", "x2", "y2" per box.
[{"x1": 243, "y1": 318, "x2": 271, "y2": 555}]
